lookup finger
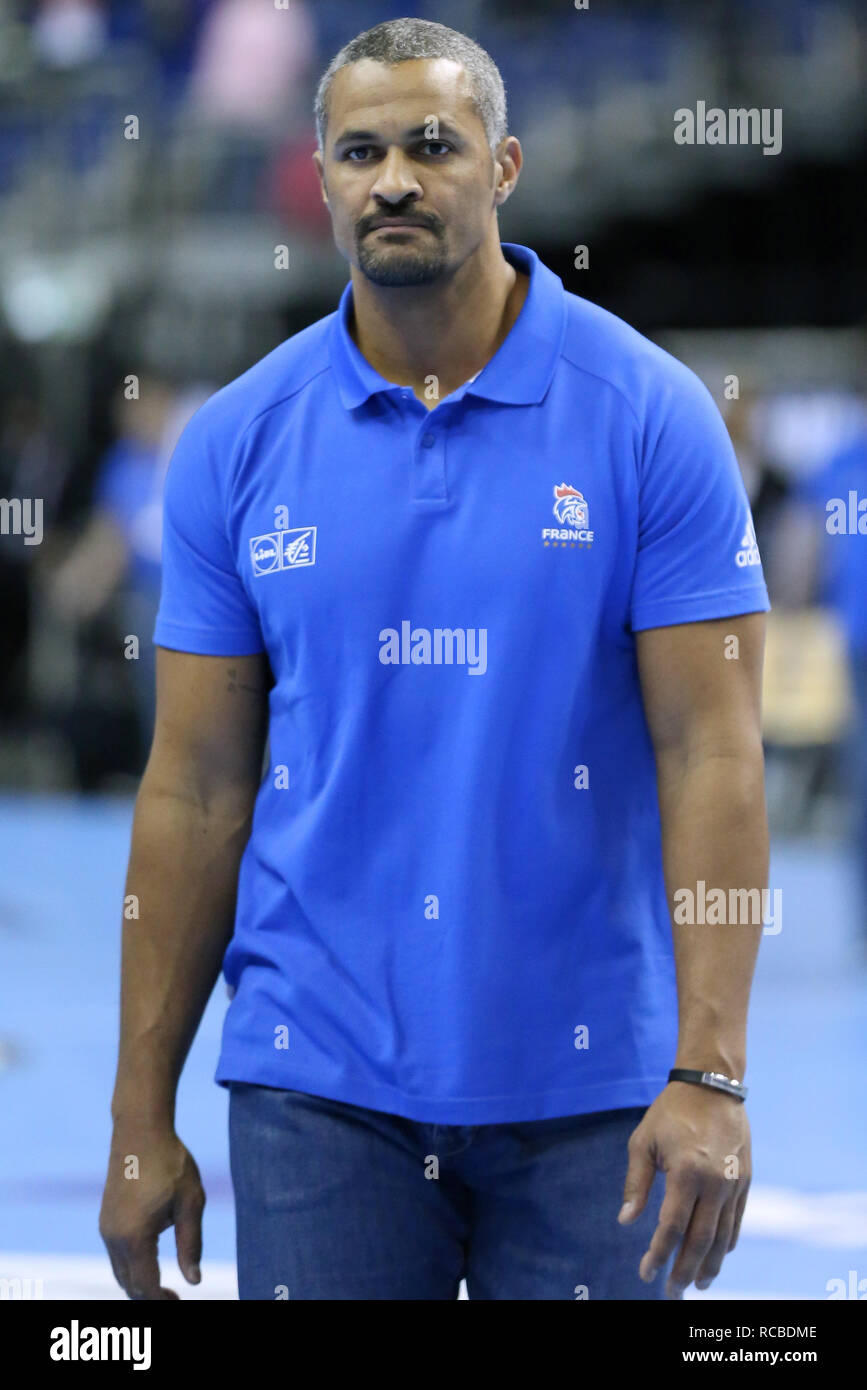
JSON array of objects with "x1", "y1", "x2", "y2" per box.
[
  {"x1": 728, "y1": 1181, "x2": 751, "y2": 1252},
  {"x1": 102, "y1": 1235, "x2": 150, "y2": 1300},
  {"x1": 619, "y1": 1131, "x2": 657, "y2": 1224},
  {"x1": 639, "y1": 1171, "x2": 699, "y2": 1283},
  {"x1": 174, "y1": 1182, "x2": 205, "y2": 1284},
  {"x1": 694, "y1": 1196, "x2": 737, "y2": 1289},
  {"x1": 104, "y1": 1237, "x2": 166, "y2": 1302},
  {"x1": 102, "y1": 1237, "x2": 134, "y2": 1296},
  {"x1": 123, "y1": 1235, "x2": 165, "y2": 1300},
  {"x1": 666, "y1": 1189, "x2": 728, "y2": 1298}
]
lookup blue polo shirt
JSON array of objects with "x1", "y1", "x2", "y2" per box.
[{"x1": 154, "y1": 242, "x2": 770, "y2": 1124}]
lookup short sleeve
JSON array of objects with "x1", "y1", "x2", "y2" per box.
[
  {"x1": 153, "y1": 403, "x2": 265, "y2": 655},
  {"x1": 629, "y1": 364, "x2": 771, "y2": 632}
]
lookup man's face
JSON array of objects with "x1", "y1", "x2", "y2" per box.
[{"x1": 314, "y1": 58, "x2": 504, "y2": 287}]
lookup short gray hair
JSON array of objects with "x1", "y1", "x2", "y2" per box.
[{"x1": 314, "y1": 18, "x2": 508, "y2": 155}]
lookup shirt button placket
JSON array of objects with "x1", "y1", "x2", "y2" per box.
[{"x1": 412, "y1": 425, "x2": 447, "y2": 504}]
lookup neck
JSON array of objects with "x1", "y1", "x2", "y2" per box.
[{"x1": 347, "y1": 234, "x2": 529, "y2": 398}]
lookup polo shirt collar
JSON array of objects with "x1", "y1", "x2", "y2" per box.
[{"x1": 329, "y1": 242, "x2": 566, "y2": 410}]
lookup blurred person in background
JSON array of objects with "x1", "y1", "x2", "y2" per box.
[
  {"x1": 725, "y1": 389, "x2": 790, "y2": 605},
  {"x1": 45, "y1": 372, "x2": 205, "y2": 764},
  {"x1": 789, "y1": 389, "x2": 867, "y2": 944},
  {"x1": 183, "y1": 0, "x2": 315, "y2": 212},
  {"x1": 0, "y1": 391, "x2": 69, "y2": 727}
]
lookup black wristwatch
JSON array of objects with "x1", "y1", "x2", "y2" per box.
[{"x1": 668, "y1": 1068, "x2": 748, "y2": 1102}]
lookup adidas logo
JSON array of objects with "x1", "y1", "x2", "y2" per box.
[{"x1": 735, "y1": 513, "x2": 761, "y2": 568}]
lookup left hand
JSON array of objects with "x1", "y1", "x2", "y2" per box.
[{"x1": 618, "y1": 1081, "x2": 751, "y2": 1298}]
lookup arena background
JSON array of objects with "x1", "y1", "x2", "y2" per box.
[{"x1": 1, "y1": 0, "x2": 866, "y2": 1300}]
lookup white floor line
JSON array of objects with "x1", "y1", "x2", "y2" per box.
[{"x1": 742, "y1": 1187, "x2": 867, "y2": 1246}]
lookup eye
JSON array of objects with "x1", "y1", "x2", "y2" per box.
[{"x1": 341, "y1": 142, "x2": 453, "y2": 162}]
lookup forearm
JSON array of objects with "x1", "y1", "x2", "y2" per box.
[
  {"x1": 110, "y1": 773, "x2": 254, "y2": 1127},
  {"x1": 657, "y1": 748, "x2": 768, "y2": 1079}
]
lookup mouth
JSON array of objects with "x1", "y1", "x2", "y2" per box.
[{"x1": 368, "y1": 222, "x2": 429, "y2": 233}]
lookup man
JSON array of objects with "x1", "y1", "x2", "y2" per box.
[{"x1": 100, "y1": 18, "x2": 770, "y2": 1301}]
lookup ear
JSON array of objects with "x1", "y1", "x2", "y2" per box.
[
  {"x1": 493, "y1": 135, "x2": 522, "y2": 209},
  {"x1": 312, "y1": 148, "x2": 329, "y2": 206}
]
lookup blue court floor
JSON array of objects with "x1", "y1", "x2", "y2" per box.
[{"x1": 1, "y1": 793, "x2": 865, "y2": 1300}]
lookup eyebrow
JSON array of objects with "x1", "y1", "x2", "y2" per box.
[{"x1": 333, "y1": 122, "x2": 464, "y2": 148}]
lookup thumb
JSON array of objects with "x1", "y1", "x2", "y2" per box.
[
  {"x1": 618, "y1": 1138, "x2": 656, "y2": 1224},
  {"x1": 174, "y1": 1180, "x2": 204, "y2": 1285}
]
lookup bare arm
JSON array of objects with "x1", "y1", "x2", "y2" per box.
[
  {"x1": 639, "y1": 612, "x2": 768, "y2": 1080},
  {"x1": 618, "y1": 612, "x2": 768, "y2": 1298},
  {"x1": 100, "y1": 646, "x2": 269, "y2": 1298}
]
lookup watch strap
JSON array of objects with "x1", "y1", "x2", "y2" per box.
[{"x1": 668, "y1": 1067, "x2": 748, "y2": 1101}]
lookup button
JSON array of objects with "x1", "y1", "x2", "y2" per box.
[{"x1": 421, "y1": 433, "x2": 435, "y2": 448}]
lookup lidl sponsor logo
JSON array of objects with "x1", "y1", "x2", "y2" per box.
[{"x1": 250, "y1": 526, "x2": 316, "y2": 576}]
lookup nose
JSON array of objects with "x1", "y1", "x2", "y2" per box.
[{"x1": 370, "y1": 146, "x2": 422, "y2": 205}]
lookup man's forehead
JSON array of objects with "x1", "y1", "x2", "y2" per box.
[{"x1": 329, "y1": 57, "x2": 475, "y2": 130}]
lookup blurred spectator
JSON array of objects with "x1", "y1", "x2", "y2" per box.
[
  {"x1": 45, "y1": 373, "x2": 208, "y2": 762},
  {"x1": 115, "y1": 1, "x2": 211, "y2": 91},
  {"x1": 187, "y1": 0, "x2": 314, "y2": 131},
  {"x1": 726, "y1": 389, "x2": 790, "y2": 601},
  {"x1": 183, "y1": 0, "x2": 316, "y2": 211},
  {"x1": 794, "y1": 423, "x2": 867, "y2": 941},
  {"x1": 0, "y1": 393, "x2": 70, "y2": 723}
]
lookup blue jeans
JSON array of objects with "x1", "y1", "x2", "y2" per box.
[{"x1": 228, "y1": 1083, "x2": 672, "y2": 1299}]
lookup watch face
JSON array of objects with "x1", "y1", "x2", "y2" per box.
[
  {"x1": 670, "y1": 1070, "x2": 745, "y2": 1099},
  {"x1": 704, "y1": 1073, "x2": 746, "y2": 1097}
]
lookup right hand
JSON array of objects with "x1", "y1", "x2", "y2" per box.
[{"x1": 99, "y1": 1125, "x2": 205, "y2": 1299}]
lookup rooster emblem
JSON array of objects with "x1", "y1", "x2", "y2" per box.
[{"x1": 552, "y1": 483, "x2": 588, "y2": 529}]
